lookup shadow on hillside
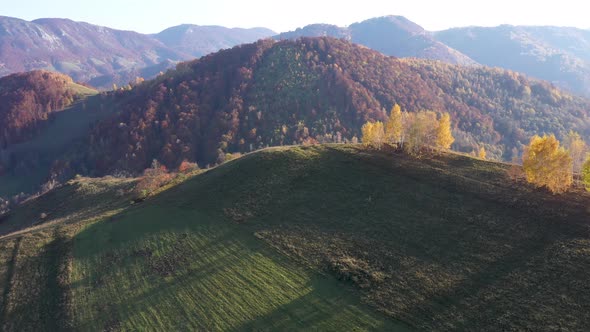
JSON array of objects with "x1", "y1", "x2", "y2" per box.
[
  {"x1": 0, "y1": 179, "x2": 135, "y2": 237},
  {"x1": 1, "y1": 232, "x2": 71, "y2": 331},
  {"x1": 64, "y1": 145, "x2": 590, "y2": 330},
  {"x1": 398, "y1": 232, "x2": 563, "y2": 330}
]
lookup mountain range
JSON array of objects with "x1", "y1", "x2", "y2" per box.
[
  {"x1": 278, "y1": 17, "x2": 590, "y2": 96},
  {"x1": 0, "y1": 16, "x2": 274, "y2": 89},
  {"x1": 435, "y1": 25, "x2": 590, "y2": 96},
  {"x1": 3, "y1": 15, "x2": 590, "y2": 96},
  {"x1": 2, "y1": 14, "x2": 590, "y2": 97},
  {"x1": 2, "y1": 13, "x2": 590, "y2": 331},
  {"x1": 276, "y1": 16, "x2": 477, "y2": 66}
]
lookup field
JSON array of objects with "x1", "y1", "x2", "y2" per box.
[{"x1": 0, "y1": 144, "x2": 589, "y2": 330}]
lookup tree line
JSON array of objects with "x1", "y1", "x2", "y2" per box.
[
  {"x1": 361, "y1": 104, "x2": 454, "y2": 154},
  {"x1": 362, "y1": 104, "x2": 590, "y2": 195}
]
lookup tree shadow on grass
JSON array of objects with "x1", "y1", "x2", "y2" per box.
[{"x1": 1, "y1": 231, "x2": 72, "y2": 331}]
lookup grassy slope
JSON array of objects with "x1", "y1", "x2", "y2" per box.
[
  {"x1": 0, "y1": 152, "x2": 405, "y2": 331},
  {"x1": 68, "y1": 82, "x2": 98, "y2": 97},
  {"x1": 1, "y1": 144, "x2": 589, "y2": 330}
]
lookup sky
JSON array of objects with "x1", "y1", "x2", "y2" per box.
[{"x1": 2, "y1": 0, "x2": 588, "y2": 34}]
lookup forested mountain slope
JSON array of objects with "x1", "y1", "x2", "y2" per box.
[
  {"x1": 80, "y1": 37, "x2": 590, "y2": 174},
  {"x1": 0, "y1": 70, "x2": 96, "y2": 147}
]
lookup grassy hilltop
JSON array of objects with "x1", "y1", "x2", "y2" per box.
[{"x1": 1, "y1": 145, "x2": 589, "y2": 330}]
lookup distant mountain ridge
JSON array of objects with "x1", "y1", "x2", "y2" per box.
[
  {"x1": 3, "y1": 14, "x2": 590, "y2": 96},
  {"x1": 279, "y1": 17, "x2": 590, "y2": 96},
  {"x1": 0, "y1": 16, "x2": 190, "y2": 85},
  {"x1": 154, "y1": 24, "x2": 275, "y2": 57},
  {"x1": 434, "y1": 25, "x2": 590, "y2": 96},
  {"x1": 276, "y1": 16, "x2": 478, "y2": 66},
  {"x1": 0, "y1": 16, "x2": 275, "y2": 89}
]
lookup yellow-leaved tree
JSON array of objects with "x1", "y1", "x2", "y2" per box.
[
  {"x1": 373, "y1": 121, "x2": 385, "y2": 149},
  {"x1": 362, "y1": 109, "x2": 454, "y2": 155},
  {"x1": 565, "y1": 131, "x2": 588, "y2": 174},
  {"x1": 385, "y1": 104, "x2": 403, "y2": 145},
  {"x1": 436, "y1": 112, "x2": 454, "y2": 149},
  {"x1": 478, "y1": 146, "x2": 486, "y2": 159},
  {"x1": 361, "y1": 122, "x2": 374, "y2": 147},
  {"x1": 361, "y1": 121, "x2": 385, "y2": 149},
  {"x1": 405, "y1": 111, "x2": 438, "y2": 155},
  {"x1": 583, "y1": 156, "x2": 590, "y2": 191},
  {"x1": 522, "y1": 135, "x2": 573, "y2": 194}
]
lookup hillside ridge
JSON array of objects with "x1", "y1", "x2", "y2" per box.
[{"x1": 0, "y1": 145, "x2": 589, "y2": 330}]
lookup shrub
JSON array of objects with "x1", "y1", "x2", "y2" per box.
[{"x1": 134, "y1": 160, "x2": 173, "y2": 199}]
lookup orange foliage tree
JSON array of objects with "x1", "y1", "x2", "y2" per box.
[{"x1": 135, "y1": 160, "x2": 173, "y2": 198}]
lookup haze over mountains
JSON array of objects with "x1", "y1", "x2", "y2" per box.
[
  {"x1": 278, "y1": 16, "x2": 590, "y2": 96},
  {"x1": 435, "y1": 25, "x2": 590, "y2": 96},
  {"x1": 154, "y1": 25, "x2": 275, "y2": 57},
  {"x1": 276, "y1": 16, "x2": 477, "y2": 66}
]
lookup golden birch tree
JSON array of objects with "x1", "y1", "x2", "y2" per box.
[
  {"x1": 361, "y1": 121, "x2": 385, "y2": 149},
  {"x1": 565, "y1": 131, "x2": 587, "y2": 174},
  {"x1": 436, "y1": 112, "x2": 454, "y2": 149},
  {"x1": 478, "y1": 146, "x2": 486, "y2": 159},
  {"x1": 522, "y1": 135, "x2": 573, "y2": 194},
  {"x1": 361, "y1": 122, "x2": 375, "y2": 147},
  {"x1": 385, "y1": 104, "x2": 403, "y2": 145}
]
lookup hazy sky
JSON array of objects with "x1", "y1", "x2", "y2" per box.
[{"x1": 2, "y1": 0, "x2": 588, "y2": 33}]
